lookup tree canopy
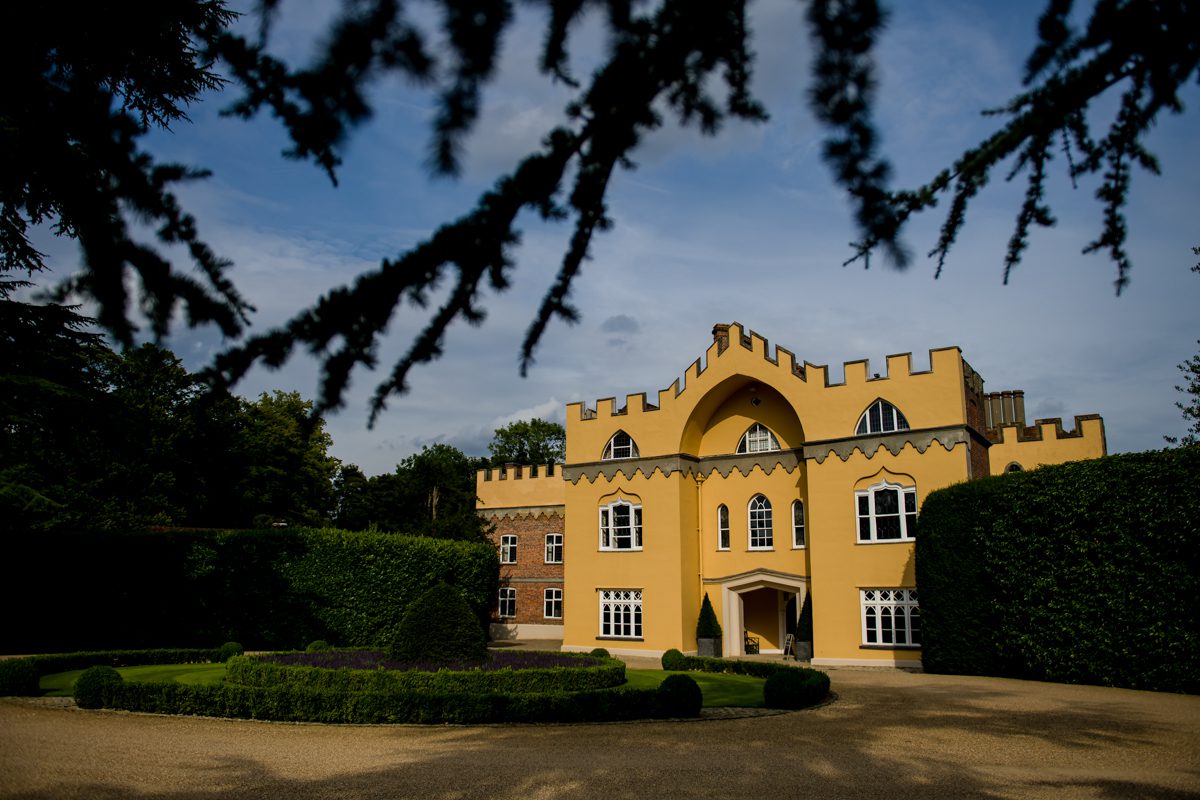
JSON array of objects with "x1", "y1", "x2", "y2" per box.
[
  {"x1": 488, "y1": 418, "x2": 566, "y2": 466},
  {"x1": 1165, "y1": 247, "x2": 1200, "y2": 448},
  {"x1": 5, "y1": 0, "x2": 1196, "y2": 423}
]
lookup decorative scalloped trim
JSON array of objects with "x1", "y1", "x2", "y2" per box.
[
  {"x1": 562, "y1": 451, "x2": 803, "y2": 485},
  {"x1": 807, "y1": 427, "x2": 967, "y2": 464},
  {"x1": 477, "y1": 505, "x2": 565, "y2": 520}
]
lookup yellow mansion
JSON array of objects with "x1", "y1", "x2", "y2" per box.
[{"x1": 476, "y1": 323, "x2": 1106, "y2": 667}]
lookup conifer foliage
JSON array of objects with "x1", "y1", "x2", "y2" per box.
[{"x1": 5, "y1": 1, "x2": 1196, "y2": 421}]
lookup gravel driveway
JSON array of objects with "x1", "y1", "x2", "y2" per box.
[{"x1": 2, "y1": 668, "x2": 1198, "y2": 799}]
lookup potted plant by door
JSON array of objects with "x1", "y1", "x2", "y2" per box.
[
  {"x1": 696, "y1": 593, "x2": 723, "y2": 657},
  {"x1": 795, "y1": 592, "x2": 814, "y2": 661}
]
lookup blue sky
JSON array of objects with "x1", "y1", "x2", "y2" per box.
[{"x1": 37, "y1": 0, "x2": 1200, "y2": 475}]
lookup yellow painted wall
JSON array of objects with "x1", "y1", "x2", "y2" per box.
[
  {"x1": 476, "y1": 465, "x2": 564, "y2": 510},
  {"x1": 480, "y1": 323, "x2": 1106, "y2": 666},
  {"x1": 805, "y1": 443, "x2": 969, "y2": 665}
]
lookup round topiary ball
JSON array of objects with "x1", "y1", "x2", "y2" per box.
[
  {"x1": 588, "y1": 647, "x2": 611, "y2": 659},
  {"x1": 389, "y1": 581, "x2": 487, "y2": 664},
  {"x1": 763, "y1": 667, "x2": 829, "y2": 709},
  {"x1": 306, "y1": 640, "x2": 332, "y2": 653},
  {"x1": 661, "y1": 648, "x2": 687, "y2": 670},
  {"x1": 73, "y1": 665, "x2": 123, "y2": 709},
  {"x1": 655, "y1": 673, "x2": 702, "y2": 718},
  {"x1": 217, "y1": 642, "x2": 244, "y2": 662}
]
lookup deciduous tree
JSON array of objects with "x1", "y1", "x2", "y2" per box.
[{"x1": 488, "y1": 418, "x2": 566, "y2": 466}]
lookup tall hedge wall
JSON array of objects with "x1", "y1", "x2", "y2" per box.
[
  {"x1": 916, "y1": 447, "x2": 1199, "y2": 693},
  {"x1": 2, "y1": 528, "x2": 498, "y2": 653}
]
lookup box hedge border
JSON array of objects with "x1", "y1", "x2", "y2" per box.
[
  {"x1": 659, "y1": 650, "x2": 830, "y2": 708},
  {"x1": 226, "y1": 651, "x2": 627, "y2": 694},
  {"x1": 78, "y1": 674, "x2": 685, "y2": 724}
]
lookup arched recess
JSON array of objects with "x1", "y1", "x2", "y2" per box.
[
  {"x1": 677, "y1": 375, "x2": 804, "y2": 456},
  {"x1": 714, "y1": 569, "x2": 809, "y2": 657}
]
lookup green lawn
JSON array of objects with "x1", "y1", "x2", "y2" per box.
[
  {"x1": 40, "y1": 663, "x2": 228, "y2": 697},
  {"x1": 624, "y1": 669, "x2": 764, "y2": 708}
]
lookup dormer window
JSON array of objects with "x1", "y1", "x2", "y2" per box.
[
  {"x1": 736, "y1": 423, "x2": 781, "y2": 454},
  {"x1": 856, "y1": 400, "x2": 910, "y2": 435},
  {"x1": 602, "y1": 431, "x2": 639, "y2": 460}
]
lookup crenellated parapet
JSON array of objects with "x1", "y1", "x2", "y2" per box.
[
  {"x1": 987, "y1": 414, "x2": 1105, "y2": 444},
  {"x1": 566, "y1": 322, "x2": 966, "y2": 422},
  {"x1": 565, "y1": 322, "x2": 971, "y2": 464},
  {"x1": 986, "y1": 414, "x2": 1107, "y2": 475},
  {"x1": 476, "y1": 462, "x2": 565, "y2": 512}
]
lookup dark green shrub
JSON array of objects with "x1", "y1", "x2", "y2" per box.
[
  {"x1": 655, "y1": 674, "x2": 702, "y2": 717},
  {"x1": 105, "y1": 679, "x2": 661, "y2": 724},
  {"x1": 796, "y1": 593, "x2": 813, "y2": 641},
  {"x1": 655, "y1": 651, "x2": 830, "y2": 708},
  {"x1": 917, "y1": 448, "x2": 1200, "y2": 692},
  {"x1": 588, "y1": 647, "x2": 611, "y2": 658},
  {"x1": 661, "y1": 648, "x2": 687, "y2": 670},
  {"x1": 0, "y1": 658, "x2": 39, "y2": 696},
  {"x1": 218, "y1": 642, "x2": 244, "y2": 661},
  {"x1": 74, "y1": 665, "x2": 123, "y2": 709},
  {"x1": 696, "y1": 593, "x2": 722, "y2": 639},
  {"x1": 0, "y1": 527, "x2": 498, "y2": 654},
  {"x1": 388, "y1": 582, "x2": 487, "y2": 663},
  {"x1": 763, "y1": 667, "x2": 828, "y2": 709},
  {"x1": 306, "y1": 640, "x2": 332, "y2": 652},
  {"x1": 228, "y1": 651, "x2": 625, "y2": 694}
]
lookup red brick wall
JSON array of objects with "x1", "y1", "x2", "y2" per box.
[{"x1": 487, "y1": 510, "x2": 564, "y2": 626}]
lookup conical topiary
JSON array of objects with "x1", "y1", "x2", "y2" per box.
[
  {"x1": 696, "y1": 592, "x2": 722, "y2": 639},
  {"x1": 388, "y1": 581, "x2": 488, "y2": 663}
]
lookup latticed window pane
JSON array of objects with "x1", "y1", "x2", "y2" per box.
[
  {"x1": 718, "y1": 505, "x2": 730, "y2": 550},
  {"x1": 792, "y1": 500, "x2": 806, "y2": 547},
  {"x1": 749, "y1": 495, "x2": 773, "y2": 548},
  {"x1": 861, "y1": 588, "x2": 920, "y2": 647},
  {"x1": 737, "y1": 423, "x2": 781, "y2": 454},
  {"x1": 603, "y1": 431, "x2": 639, "y2": 460},
  {"x1": 600, "y1": 589, "x2": 643, "y2": 638},
  {"x1": 856, "y1": 400, "x2": 911, "y2": 435}
]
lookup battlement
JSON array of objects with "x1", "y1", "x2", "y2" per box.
[
  {"x1": 476, "y1": 462, "x2": 565, "y2": 511},
  {"x1": 986, "y1": 415, "x2": 1105, "y2": 444},
  {"x1": 477, "y1": 463, "x2": 560, "y2": 482},
  {"x1": 567, "y1": 322, "x2": 966, "y2": 421}
]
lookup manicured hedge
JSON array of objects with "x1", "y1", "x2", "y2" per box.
[
  {"x1": 227, "y1": 652, "x2": 626, "y2": 694},
  {"x1": 119, "y1": 681, "x2": 666, "y2": 724},
  {"x1": 79, "y1": 676, "x2": 670, "y2": 724},
  {"x1": 916, "y1": 447, "x2": 1200, "y2": 693},
  {"x1": 0, "y1": 647, "x2": 229, "y2": 695},
  {"x1": 1, "y1": 527, "x2": 498, "y2": 652},
  {"x1": 658, "y1": 649, "x2": 830, "y2": 708}
]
